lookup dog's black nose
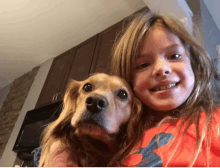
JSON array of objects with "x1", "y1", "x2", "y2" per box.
[{"x1": 86, "y1": 95, "x2": 108, "y2": 113}]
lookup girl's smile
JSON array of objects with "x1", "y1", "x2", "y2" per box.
[
  {"x1": 149, "y1": 81, "x2": 180, "y2": 98},
  {"x1": 133, "y1": 26, "x2": 195, "y2": 113}
]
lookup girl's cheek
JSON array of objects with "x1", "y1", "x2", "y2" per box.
[
  {"x1": 132, "y1": 75, "x2": 139, "y2": 92},
  {"x1": 133, "y1": 72, "x2": 149, "y2": 91}
]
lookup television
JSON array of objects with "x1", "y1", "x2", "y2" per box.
[{"x1": 13, "y1": 101, "x2": 63, "y2": 153}]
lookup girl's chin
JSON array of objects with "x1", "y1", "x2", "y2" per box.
[{"x1": 147, "y1": 103, "x2": 179, "y2": 113}]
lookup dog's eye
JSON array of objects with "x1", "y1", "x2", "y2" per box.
[
  {"x1": 117, "y1": 90, "x2": 128, "y2": 100},
  {"x1": 83, "y1": 83, "x2": 93, "y2": 92}
]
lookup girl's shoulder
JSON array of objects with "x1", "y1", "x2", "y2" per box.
[
  {"x1": 123, "y1": 108, "x2": 220, "y2": 167},
  {"x1": 123, "y1": 119, "x2": 181, "y2": 167},
  {"x1": 199, "y1": 107, "x2": 220, "y2": 135},
  {"x1": 212, "y1": 107, "x2": 220, "y2": 123},
  {"x1": 208, "y1": 107, "x2": 220, "y2": 142}
]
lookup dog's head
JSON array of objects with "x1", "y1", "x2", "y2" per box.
[
  {"x1": 61, "y1": 73, "x2": 133, "y2": 143},
  {"x1": 39, "y1": 73, "x2": 143, "y2": 166}
]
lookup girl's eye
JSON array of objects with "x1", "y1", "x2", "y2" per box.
[
  {"x1": 83, "y1": 83, "x2": 93, "y2": 92},
  {"x1": 137, "y1": 63, "x2": 150, "y2": 69},
  {"x1": 169, "y1": 54, "x2": 181, "y2": 60}
]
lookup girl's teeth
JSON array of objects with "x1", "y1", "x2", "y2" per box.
[{"x1": 155, "y1": 83, "x2": 176, "y2": 91}]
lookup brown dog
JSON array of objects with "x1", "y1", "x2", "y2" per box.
[{"x1": 38, "y1": 73, "x2": 141, "y2": 167}]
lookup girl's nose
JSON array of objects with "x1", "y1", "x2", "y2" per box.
[{"x1": 152, "y1": 58, "x2": 172, "y2": 77}]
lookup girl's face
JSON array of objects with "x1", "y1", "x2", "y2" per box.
[{"x1": 133, "y1": 26, "x2": 195, "y2": 113}]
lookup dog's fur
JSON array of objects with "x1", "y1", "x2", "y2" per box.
[{"x1": 38, "y1": 73, "x2": 142, "y2": 167}]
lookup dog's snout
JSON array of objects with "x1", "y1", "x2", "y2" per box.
[{"x1": 86, "y1": 95, "x2": 109, "y2": 113}]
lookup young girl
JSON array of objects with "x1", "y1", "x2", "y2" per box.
[{"x1": 109, "y1": 11, "x2": 220, "y2": 167}]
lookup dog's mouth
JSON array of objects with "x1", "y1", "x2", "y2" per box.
[
  {"x1": 75, "y1": 120, "x2": 115, "y2": 139},
  {"x1": 75, "y1": 121, "x2": 116, "y2": 141}
]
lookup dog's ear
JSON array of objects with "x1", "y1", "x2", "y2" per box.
[
  {"x1": 49, "y1": 79, "x2": 81, "y2": 131},
  {"x1": 58, "y1": 79, "x2": 81, "y2": 117},
  {"x1": 39, "y1": 79, "x2": 82, "y2": 166},
  {"x1": 43, "y1": 79, "x2": 81, "y2": 140},
  {"x1": 63, "y1": 79, "x2": 80, "y2": 104}
]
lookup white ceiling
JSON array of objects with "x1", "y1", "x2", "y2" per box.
[
  {"x1": 0, "y1": 0, "x2": 147, "y2": 89},
  {"x1": 0, "y1": 0, "x2": 219, "y2": 90}
]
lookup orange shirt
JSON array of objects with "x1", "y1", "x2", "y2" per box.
[{"x1": 123, "y1": 109, "x2": 220, "y2": 167}]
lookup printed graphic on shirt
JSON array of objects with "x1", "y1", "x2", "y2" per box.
[{"x1": 136, "y1": 133, "x2": 174, "y2": 167}]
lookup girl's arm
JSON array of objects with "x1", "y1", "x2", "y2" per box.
[{"x1": 47, "y1": 141, "x2": 79, "y2": 167}]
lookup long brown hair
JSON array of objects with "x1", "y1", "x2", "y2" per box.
[{"x1": 110, "y1": 11, "x2": 220, "y2": 166}]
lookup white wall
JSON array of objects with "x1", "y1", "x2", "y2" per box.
[
  {"x1": 143, "y1": 0, "x2": 193, "y2": 33},
  {"x1": 203, "y1": 0, "x2": 220, "y2": 32}
]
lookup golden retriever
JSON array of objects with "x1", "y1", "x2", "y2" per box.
[{"x1": 38, "y1": 73, "x2": 142, "y2": 167}]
